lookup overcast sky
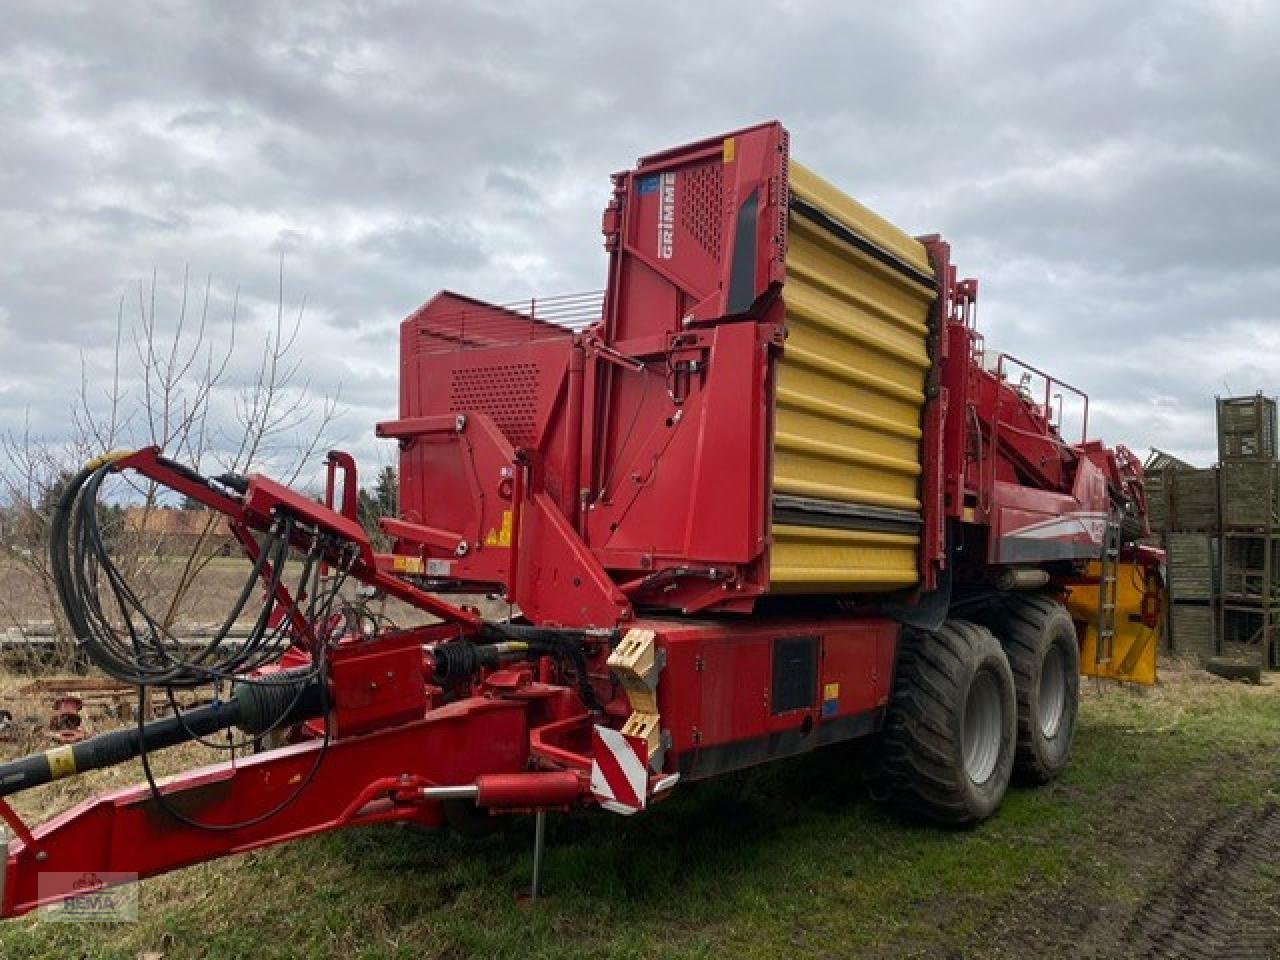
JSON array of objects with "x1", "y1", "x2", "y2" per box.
[{"x1": 1, "y1": 0, "x2": 1277, "y2": 481}]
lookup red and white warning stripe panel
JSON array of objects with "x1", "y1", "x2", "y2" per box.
[
  {"x1": 590, "y1": 725, "x2": 648, "y2": 815},
  {"x1": 589, "y1": 725, "x2": 678, "y2": 815}
]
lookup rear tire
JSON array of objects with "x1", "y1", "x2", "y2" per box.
[
  {"x1": 985, "y1": 594, "x2": 1080, "y2": 784},
  {"x1": 881, "y1": 620, "x2": 1016, "y2": 826}
]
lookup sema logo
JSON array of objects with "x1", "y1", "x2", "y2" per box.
[
  {"x1": 39, "y1": 871, "x2": 138, "y2": 922},
  {"x1": 657, "y1": 171, "x2": 676, "y2": 259}
]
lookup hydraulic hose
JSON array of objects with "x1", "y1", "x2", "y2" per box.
[
  {"x1": 477, "y1": 623, "x2": 610, "y2": 710},
  {"x1": 0, "y1": 670, "x2": 323, "y2": 798},
  {"x1": 431, "y1": 639, "x2": 533, "y2": 679}
]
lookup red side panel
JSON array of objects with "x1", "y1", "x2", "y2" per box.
[
  {"x1": 584, "y1": 122, "x2": 789, "y2": 606},
  {"x1": 388, "y1": 292, "x2": 575, "y2": 587},
  {"x1": 647, "y1": 616, "x2": 898, "y2": 779},
  {"x1": 584, "y1": 321, "x2": 772, "y2": 566}
]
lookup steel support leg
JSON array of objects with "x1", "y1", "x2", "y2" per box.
[{"x1": 530, "y1": 809, "x2": 547, "y2": 900}]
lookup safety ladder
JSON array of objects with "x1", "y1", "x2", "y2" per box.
[{"x1": 1095, "y1": 515, "x2": 1122, "y2": 665}]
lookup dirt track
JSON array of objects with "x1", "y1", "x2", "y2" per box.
[{"x1": 1116, "y1": 804, "x2": 1280, "y2": 959}]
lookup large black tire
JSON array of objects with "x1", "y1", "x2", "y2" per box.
[
  {"x1": 985, "y1": 594, "x2": 1080, "y2": 784},
  {"x1": 881, "y1": 620, "x2": 1016, "y2": 826}
]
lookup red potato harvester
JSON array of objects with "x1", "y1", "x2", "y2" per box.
[{"x1": 0, "y1": 121, "x2": 1163, "y2": 916}]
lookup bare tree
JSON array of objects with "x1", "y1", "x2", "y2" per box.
[
  {"x1": 0, "y1": 414, "x2": 78, "y2": 661},
  {"x1": 0, "y1": 261, "x2": 341, "y2": 661}
]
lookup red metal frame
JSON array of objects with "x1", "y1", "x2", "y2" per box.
[{"x1": 324, "y1": 450, "x2": 359, "y2": 521}]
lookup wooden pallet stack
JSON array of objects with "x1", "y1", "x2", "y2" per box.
[
  {"x1": 1145, "y1": 449, "x2": 1219, "y2": 663},
  {"x1": 1143, "y1": 396, "x2": 1280, "y2": 669},
  {"x1": 1218, "y1": 394, "x2": 1280, "y2": 668},
  {"x1": 1165, "y1": 531, "x2": 1219, "y2": 663}
]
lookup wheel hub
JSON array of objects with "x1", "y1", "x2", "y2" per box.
[
  {"x1": 1038, "y1": 645, "x2": 1066, "y2": 739},
  {"x1": 963, "y1": 669, "x2": 1003, "y2": 785}
]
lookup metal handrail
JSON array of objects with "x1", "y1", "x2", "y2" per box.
[{"x1": 995, "y1": 352, "x2": 1090, "y2": 445}]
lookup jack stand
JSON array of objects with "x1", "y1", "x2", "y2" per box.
[{"x1": 530, "y1": 809, "x2": 547, "y2": 900}]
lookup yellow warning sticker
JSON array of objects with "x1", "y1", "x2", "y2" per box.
[
  {"x1": 392, "y1": 555, "x2": 425, "y2": 574},
  {"x1": 47, "y1": 745, "x2": 77, "y2": 780},
  {"x1": 823, "y1": 682, "x2": 840, "y2": 701},
  {"x1": 723, "y1": 136, "x2": 736, "y2": 164},
  {"x1": 484, "y1": 509, "x2": 514, "y2": 548}
]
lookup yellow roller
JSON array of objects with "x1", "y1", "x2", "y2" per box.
[{"x1": 770, "y1": 162, "x2": 935, "y2": 594}]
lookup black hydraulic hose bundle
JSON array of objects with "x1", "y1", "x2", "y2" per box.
[
  {"x1": 431, "y1": 633, "x2": 604, "y2": 711},
  {"x1": 33, "y1": 459, "x2": 345, "y2": 824},
  {"x1": 49, "y1": 462, "x2": 332, "y2": 688}
]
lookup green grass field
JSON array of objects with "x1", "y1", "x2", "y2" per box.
[{"x1": 4, "y1": 669, "x2": 1280, "y2": 959}]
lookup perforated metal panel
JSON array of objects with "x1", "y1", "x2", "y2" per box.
[
  {"x1": 678, "y1": 161, "x2": 724, "y2": 259},
  {"x1": 449, "y1": 363, "x2": 540, "y2": 447}
]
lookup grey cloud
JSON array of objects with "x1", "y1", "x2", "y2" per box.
[
  {"x1": 1, "y1": 0, "x2": 1278, "y2": 475},
  {"x1": 360, "y1": 218, "x2": 489, "y2": 271}
]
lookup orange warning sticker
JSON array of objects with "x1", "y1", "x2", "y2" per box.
[{"x1": 484, "y1": 510, "x2": 513, "y2": 548}]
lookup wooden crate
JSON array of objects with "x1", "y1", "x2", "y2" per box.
[
  {"x1": 1142, "y1": 449, "x2": 1191, "y2": 536},
  {"x1": 1168, "y1": 467, "x2": 1220, "y2": 532},
  {"x1": 1220, "y1": 460, "x2": 1280, "y2": 531},
  {"x1": 1166, "y1": 533, "x2": 1216, "y2": 602},
  {"x1": 1220, "y1": 534, "x2": 1280, "y2": 603},
  {"x1": 1217, "y1": 394, "x2": 1277, "y2": 460},
  {"x1": 1220, "y1": 604, "x2": 1280, "y2": 668},
  {"x1": 1145, "y1": 471, "x2": 1171, "y2": 534},
  {"x1": 1170, "y1": 602, "x2": 1216, "y2": 663}
]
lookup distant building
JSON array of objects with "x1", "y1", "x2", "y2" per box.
[{"x1": 122, "y1": 507, "x2": 234, "y2": 556}]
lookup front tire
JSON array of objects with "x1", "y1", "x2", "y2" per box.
[
  {"x1": 985, "y1": 594, "x2": 1080, "y2": 784},
  {"x1": 881, "y1": 620, "x2": 1016, "y2": 825}
]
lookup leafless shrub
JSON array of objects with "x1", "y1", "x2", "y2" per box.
[{"x1": 0, "y1": 260, "x2": 341, "y2": 662}]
